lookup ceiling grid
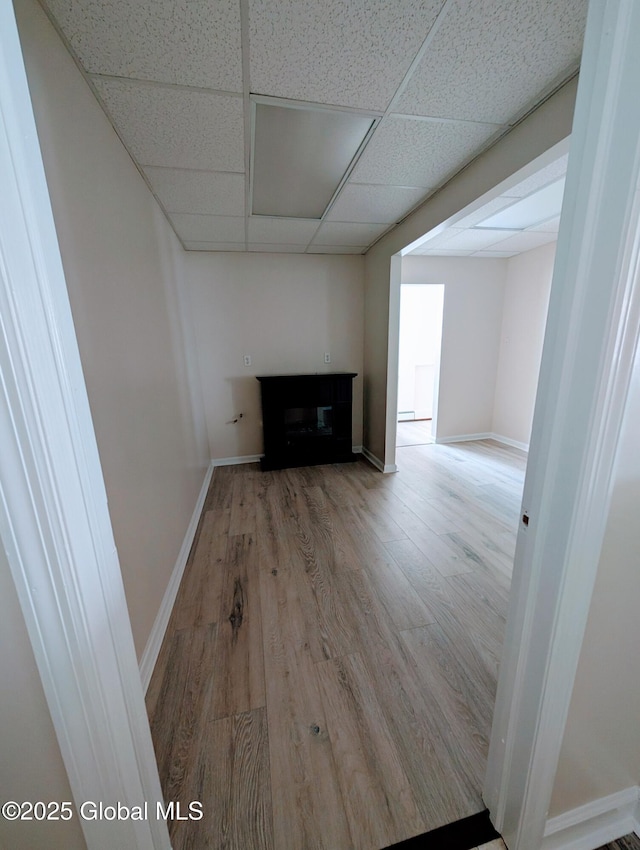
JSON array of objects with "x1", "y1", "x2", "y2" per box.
[{"x1": 39, "y1": 0, "x2": 588, "y2": 254}]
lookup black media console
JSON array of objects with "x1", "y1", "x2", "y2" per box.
[{"x1": 257, "y1": 373, "x2": 357, "y2": 471}]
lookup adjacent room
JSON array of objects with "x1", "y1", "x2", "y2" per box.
[{"x1": 3, "y1": 2, "x2": 640, "y2": 850}]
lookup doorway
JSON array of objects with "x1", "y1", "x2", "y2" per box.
[{"x1": 397, "y1": 283, "x2": 444, "y2": 448}]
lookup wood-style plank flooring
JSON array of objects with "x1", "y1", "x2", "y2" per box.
[
  {"x1": 396, "y1": 419, "x2": 434, "y2": 446},
  {"x1": 146, "y1": 440, "x2": 526, "y2": 850},
  {"x1": 596, "y1": 837, "x2": 640, "y2": 850}
]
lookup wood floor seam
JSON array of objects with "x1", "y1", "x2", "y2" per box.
[{"x1": 146, "y1": 440, "x2": 526, "y2": 850}]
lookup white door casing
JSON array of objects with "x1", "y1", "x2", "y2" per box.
[
  {"x1": 0, "y1": 2, "x2": 171, "y2": 848},
  {"x1": 485, "y1": 1, "x2": 640, "y2": 847}
]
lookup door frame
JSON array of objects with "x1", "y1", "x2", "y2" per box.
[
  {"x1": 0, "y1": 3, "x2": 170, "y2": 848},
  {"x1": 485, "y1": 1, "x2": 640, "y2": 847}
]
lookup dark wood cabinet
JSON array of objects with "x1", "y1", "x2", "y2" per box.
[{"x1": 257, "y1": 373, "x2": 357, "y2": 470}]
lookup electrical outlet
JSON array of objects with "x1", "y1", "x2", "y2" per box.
[
  {"x1": 324, "y1": 352, "x2": 331, "y2": 364},
  {"x1": 243, "y1": 354, "x2": 251, "y2": 367}
]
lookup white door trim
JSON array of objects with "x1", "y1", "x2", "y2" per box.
[
  {"x1": 485, "y1": 2, "x2": 640, "y2": 848},
  {"x1": 0, "y1": 4, "x2": 170, "y2": 848}
]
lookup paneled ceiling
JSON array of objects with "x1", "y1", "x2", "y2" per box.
[
  {"x1": 408, "y1": 153, "x2": 568, "y2": 257},
  {"x1": 39, "y1": 0, "x2": 588, "y2": 254}
]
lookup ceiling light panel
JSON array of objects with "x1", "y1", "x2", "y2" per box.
[
  {"x1": 252, "y1": 103, "x2": 375, "y2": 218},
  {"x1": 476, "y1": 178, "x2": 565, "y2": 230},
  {"x1": 248, "y1": 0, "x2": 446, "y2": 111},
  {"x1": 351, "y1": 116, "x2": 497, "y2": 187},
  {"x1": 144, "y1": 168, "x2": 245, "y2": 216},
  {"x1": 93, "y1": 79, "x2": 244, "y2": 171},
  {"x1": 395, "y1": 0, "x2": 588, "y2": 123},
  {"x1": 43, "y1": 0, "x2": 243, "y2": 91},
  {"x1": 326, "y1": 184, "x2": 427, "y2": 224}
]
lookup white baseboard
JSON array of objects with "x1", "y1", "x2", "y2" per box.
[
  {"x1": 139, "y1": 461, "x2": 214, "y2": 692},
  {"x1": 436, "y1": 432, "x2": 492, "y2": 444},
  {"x1": 542, "y1": 786, "x2": 640, "y2": 850},
  {"x1": 434, "y1": 432, "x2": 529, "y2": 452},
  {"x1": 352, "y1": 445, "x2": 363, "y2": 454},
  {"x1": 212, "y1": 453, "x2": 263, "y2": 466},
  {"x1": 361, "y1": 446, "x2": 398, "y2": 473},
  {"x1": 489, "y1": 433, "x2": 530, "y2": 452}
]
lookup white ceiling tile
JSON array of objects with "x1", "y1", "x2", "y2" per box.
[
  {"x1": 307, "y1": 246, "x2": 365, "y2": 254},
  {"x1": 527, "y1": 215, "x2": 561, "y2": 233},
  {"x1": 326, "y1": 184, "x2": 428, "y2": 224},
  {"x1": 411, "y1": 227, "x2": 465, "y2": 251},
  {"x1": 453, "y1": 195, "x2": 519, "y2": 229},
  {"x1": 43, "y1": 0, "x2": 242, "y2": 91},
  {"x1": 247, "y1": 217, "x2": 320, "y2": 244},
  {"x1": 396, "y1": 0, "x2": 587, "y2": 123},
  {"x1": 144, "y1": 168, "x2": 245, "y2": 216},
  {"x1": 351, "y1": 117, "x2": 497, "y2": 187},
  {"x1": 471, "y1": 250, "x2": 518, "y2": 257},
  {"x1": 93, "y1": 79, "x2": 244, "y2": 171},
  {"x1": 431, "y1": 228, "x2": 518, "y2": 250},
  {"x1": 249, "y1": 0, "x2": 446, "y2": 111},
  {"x1": 310, "y1": 222, "x2": 388, "y2": 247},
  {"x1": 418, "y1": 249, "x2": 474, "y2": 256},
  {"x1": 488, "y1": 231, "x2": 558, "y2": 252},
  {"x1": 503, "y1": 155, "x2": 569, "y2": 197},
  {"x1": 184, "y1": 242, "x2": 247, "y2": 252},
  {"x1": 248, "y1": 244, "x2": 307, "y2": 253},
  {"x1": 169, "y1": 214, "x2": 245, "y2": 243}
]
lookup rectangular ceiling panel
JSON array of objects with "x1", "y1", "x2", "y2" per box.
[
  {"x1": 310, "y1": 221, "x2": 388, "y2": 247},
  {"x1": 93, "y1": 79, "x2": 244, "y2": 171},
  {"x1": 252, "y1": 103, "x2": 374, "y2": 218},
  {"x1": 43, "y1": 0, "x2": 243, "y2": 91},
  {"x1": 395, "y1": 0, "x2": 587, "y2": 123},
  {"x1": 184, "y1": 242, "x2": 246, "y2": 252},
  {"x1": 351, "y1": 116, "x2": 498, "y2": 187},
  {"x1": 486, "y1": 231, "x2": 557, "y2": 252},
  {"x1": 326, "y1": 183, "x2": 427, "y2": 224},
  {"x1": 249, "y1": 0, "x2": 446, "y2": 111},
  {"x1": 248, "y1": 217, "x2": 320, "y2": 244},
  {"x1": 168, "y1": 214, "x2": 245, "y2": 244},
  {"x1": 144, "y1": 168, "x2": 245, "y2": 216}
]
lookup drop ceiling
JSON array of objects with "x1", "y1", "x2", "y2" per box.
[
  {"x1": 39, "y1": 0, "x2": 588, "y2": 254},
  {"x1": 408, "y1": 154, "x2": 568, "y2": 257}
]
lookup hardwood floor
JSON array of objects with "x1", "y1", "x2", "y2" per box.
[
  {"x1": 596, "y1": 837, "x2": 640, "y2": 850},
  {"x1": 396, "y1": 419, "x2": 434, "y2": 446},
  {"x1": 147, "y1": 439, "x2": 526, "y2": 850}
]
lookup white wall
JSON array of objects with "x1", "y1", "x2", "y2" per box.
[
  {"x1": 363, "y1": 80, "x2": 576, "y2": 465},
  {"x1": 548, "y1": 339, "x2": 640, "y2": 816},
  {"x1": 15, "y1": 0, "x2": 209, "y2": 657},
  {"x1": 493, "y1": 242, "x2": 555, "y2": 447},
  {"x1": 184, "y1": 252, "x2": 365, "y2": 460},
  {"x1": 0, "y1": 547, "x2": 86, "y2": 850},
  {"x1": 401, "y1": 256, "x2": 507, "y2": 440}
]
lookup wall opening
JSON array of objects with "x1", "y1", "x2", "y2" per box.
[{"x1": 396, "y1": 283, "x2": 444, "y2": 447}]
